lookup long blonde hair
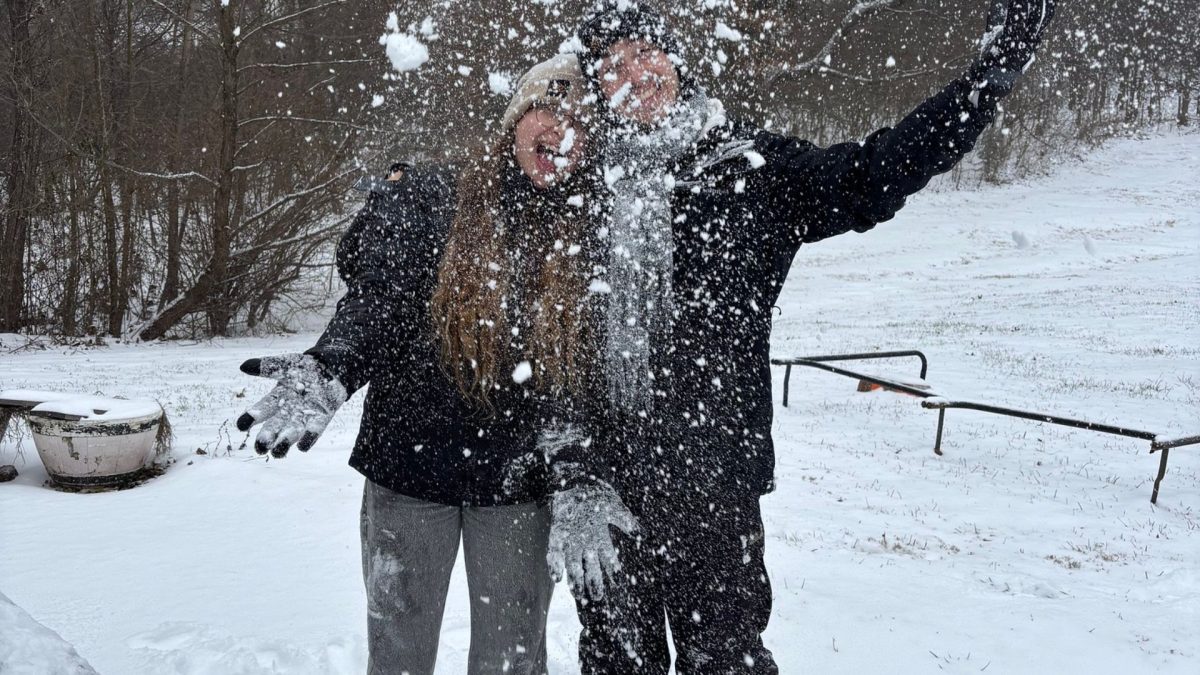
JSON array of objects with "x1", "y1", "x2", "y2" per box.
[{"x1": 430, "y1": 135, "x2": 601, "y2": 412}]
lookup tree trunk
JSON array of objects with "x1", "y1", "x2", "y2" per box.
[
  {"x1": 117, "y1": 181, "x2": 136, "y2": 333},
  {"x1": 0, "y1": 0, "x2": 40, "y2": 332},
  {"x1": 980, "y1": 109, "x2": 1007, "y2": 185},
  {"x1": 101, "y1": 168, "x2": 122, "y2": 336},
  {"x1": 62, "y1": 161, "x2": 82, "y2": 336},
  {"x1": 1179, "y1": 76, "x2": 1191, "y2": 126},
  {"x1": 114, "y1": 0, "x2": 137, "y2": 335},
  {"x1": 160, "y1": 6, "x2": 195, "y2": 311},
  {"x1": 140, "y1": 3, "x2": 241, "y2": 341},
  {"x1": 205, "y1": 4, "x2": 241, "y2": 337}
]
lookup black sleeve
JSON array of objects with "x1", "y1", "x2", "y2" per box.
[
  {"x1": 538, "y1": 394, "x2": 622, "y2": 496},
  {"x1": 305, "y1": 189, "x2": 427, "y2": 393},
  {"x1": 758, "y1": 76, "x2": 998, "y2": 249}
]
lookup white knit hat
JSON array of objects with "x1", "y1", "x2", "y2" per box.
[{"x1": 500, "y1": 53, "x2": 590, "y2": 134}]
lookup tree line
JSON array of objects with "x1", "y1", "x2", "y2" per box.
[{"x1": 2, "y1": 0, "x2": 1196, "y2": 339}]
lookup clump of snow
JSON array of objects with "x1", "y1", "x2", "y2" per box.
[
  {"x1": 370, "y1": 94, "x2": 384, "y2": 108},
  {"x1": 1, "y1": 389, "x2": 161, "y2": 421},
  {"x1": 379, "y1": 13, "x2": 428, "y2": 73},
  {"x1": 0, "y1": 389, "x2": 75, "y2": 406},
  {"x1": 603, "y1": 165, "x2": 626, "y2": 187},
  {"x1": 558, "y1": 35, "x2": 584, "y2": 54},
  {"x1": 743, "y1": 151, "x2": 765, "y2": 169},
  {"x1": 512, "y1": 361, "x2": 533, "y2": 384},
  {"x1": 714, "y1": 22, "x2": 743, "y2": 42},
  {"x1": 488, "y1": 71, "x2": 513, "y2": 96},
  {"x1": 0, "y1": 591, "x2": 98, "y2": 674},
  {"x1": 30, "y1": 396, "x2": 161, "y2": 422},
  {"x1": 418, "y1": 16, "x2": 436, "y2": 38},
  {"x1": 607, "y1": 82, "x2": 632, "y2": 109},
  {"x1": 886, "y1": 56, "x2": 897, "y2": 68},
  {"x1": 588, "y1": 279, "x2": 612, "y2": 294},
  {"x1": 559, "y1": 128, "x2": 576, "y2": 155}
]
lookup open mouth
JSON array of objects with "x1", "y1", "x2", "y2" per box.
[
  {"x1": 536, "y1": 143, "x2": 570, "y2": 174},
  {"x1": 628, "y1": 80, "x2": 664, "y2": 113}
]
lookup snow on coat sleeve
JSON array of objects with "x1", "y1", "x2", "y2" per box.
[
  {"x1": 538, "y1": 397, "x2": 600, "y2": 490},
  {"x1": 306, "y1": 172, "x2": 452, "y2": 393},
  {"x1": 536, "y1": 388, "x2": 634, "y2": 500},
  {"x1": 757, "y1": 76, "x2": 998, "y2": 248}
]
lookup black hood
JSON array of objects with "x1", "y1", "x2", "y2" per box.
[{"x1": 576, "y1": 0, "x2": 698, "y2": 98}]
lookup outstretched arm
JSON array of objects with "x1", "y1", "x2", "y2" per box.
[
  {"x1": 305, "y1": 191, "x2": 415, "y2": 394},
  {"x1": 761, "y1": 0, "x2": 1056, "y2": 245},
  {"x1": 235, "y1": 172, "x2": 450, "y2": 457}
]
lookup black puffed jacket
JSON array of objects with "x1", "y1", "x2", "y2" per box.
[
  {"x1": 308, "y1": 168, "x2": 544, "y2": 507},
  {"x1": 548, "y1": 77, "x2": 1000, "y2": 514}
]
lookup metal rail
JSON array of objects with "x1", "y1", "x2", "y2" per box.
[
  {"x1": 771, "y1": 351, "x2": 930, "y2": 407},
  {"x1": 770, "y1": 351, "x2": 1197, "y2": 504}
]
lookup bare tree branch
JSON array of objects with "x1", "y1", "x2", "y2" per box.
[
  {"x1": 239, "y1": 168, "x2": 358, "y2": 229},
  {"x1": 1, "y1": 89, "x2": 218, "y2": 186},
  {"x1": 146, "y1": 0, "x2": 218, "y2": 48},
  {"x1": 229, "y1": 218, "x2": 349, "y2": 261},
  {"x1": 237, "y1": 58, "x2": 373, "y2": 74},
  {"x1": 239, "y1": 1, "x2": 345, "y2": 43},
  {"x1": 766, "y1": 0, "x2": 902, "y2": 85},
  {"x1": 808, "y1": 64, "x2": 952, "y2": 84},
  {"x1": 241, "y1": 115, "x2": 387, "y2": 133}
]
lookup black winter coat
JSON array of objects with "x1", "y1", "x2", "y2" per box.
[
  {"x1": 551, "y1": 76, "x2": 999, "y2": 513},
  {"x1": 308, "y1": 168, "x2": 544, "y2": 507}
]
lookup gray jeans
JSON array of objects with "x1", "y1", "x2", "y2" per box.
[{"x1": 360, "y1": 481, "x2": 553, "y2": 675}]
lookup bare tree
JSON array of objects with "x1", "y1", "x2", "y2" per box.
[{"x1": 2, "y1": 0, "x2": 1196, "y2": 339}]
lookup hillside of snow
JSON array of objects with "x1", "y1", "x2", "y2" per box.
[{"x1": 2, "y1": 130, "x2": 1197, "y2": 674}]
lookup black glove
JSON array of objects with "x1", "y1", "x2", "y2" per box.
[
  {"x1": 236, "y1": 354, "x2": 347, "y2": 458},
  {"x1": 968, "y1": 0, "x2": 1056, "y2": 106}
]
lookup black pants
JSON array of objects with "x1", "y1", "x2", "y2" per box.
[{"x1": 574, "y1": 496, "x2": 777, "y2": 674}]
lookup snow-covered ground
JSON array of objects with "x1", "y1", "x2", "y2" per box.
[{"x1": 2, "y1": 130, "x2": 1197, "y2": 674}]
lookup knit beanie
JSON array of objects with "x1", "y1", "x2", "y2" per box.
[
  {"x1": 500, "y1": 53, "x2": 590, "y2": 135},
  {"x1": 576, "y1": 1, "x2": 689, "y2": 80}
]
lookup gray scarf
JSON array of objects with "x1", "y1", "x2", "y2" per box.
[{"x1": 598, "y1": 92, "x2": 710, "y2": 414}]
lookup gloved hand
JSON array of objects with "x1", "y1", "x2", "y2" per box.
[
  {"x1": 546, "y1": 481, "x2": 639, "y2": 600},
  {"x1": 969, "y1": 0, "x2": 1056, "y2": 106},
  {"x1": 236, "y1": 354, "x2": 348, "y2": 458}
]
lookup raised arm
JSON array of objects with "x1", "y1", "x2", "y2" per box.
[{"x1": 760, "y1": 0, "x2": 1056, "y2": 245}]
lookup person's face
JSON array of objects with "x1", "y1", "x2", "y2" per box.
[
  {"x1": 512, "y1": 104, "x2": 589, "y2": 190},
  {"x1": 597, "y1": 39, "x2": 680, "y2": 126}
]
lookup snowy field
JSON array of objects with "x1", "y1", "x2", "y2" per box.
[{"x1": 2, "y1": 131, "x2": 1198, "y2": 674}]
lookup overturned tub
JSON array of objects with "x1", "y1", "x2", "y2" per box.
[{"x1": 26, "y1": 396, "x2": 166, "y2": 489}]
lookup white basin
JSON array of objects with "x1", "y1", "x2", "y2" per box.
[{"x1": 27, "y1": 397, "x2": 164, "y2": 488}]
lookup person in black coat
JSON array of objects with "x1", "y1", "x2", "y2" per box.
[
  {"x1": 541, "y1": 1, "x2": 1058, "y2": 673},
  {"x1": 235, "y1": 54, "x2": 598, "y2": 675}
]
